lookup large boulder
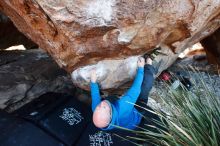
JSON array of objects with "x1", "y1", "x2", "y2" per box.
[
  {"x1": 71, "y1": 45, "x2": 177, "y2": 90},
  {"x1": 0, "y1": 0, "x2": 220, "y2": 89}
]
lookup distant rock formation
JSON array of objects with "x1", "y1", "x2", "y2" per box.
[
  {"x1": 0, "y1": 49, "x2": 75, "y2": 112},
  {"x1": 201, "y1": 28, "x2": 220, "y2": 65},
  {"x1": 0, "y1": 13, "x2": 37, "y2": 50}
]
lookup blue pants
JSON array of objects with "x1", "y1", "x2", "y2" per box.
[
  {"x1": 137, "y1": 64, "x2": 156, "y2": 104},
  {"x1": 136, "y1": 64, "x2": 167, "y2": 134}
]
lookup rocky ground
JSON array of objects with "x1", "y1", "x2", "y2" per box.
[{"x1": 148, "y1": 55, "x2": 220, "y2": 113}]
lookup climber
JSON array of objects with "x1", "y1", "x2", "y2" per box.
[{"x1": 90, "y1": 56, "x2": 158, "y2": 130}]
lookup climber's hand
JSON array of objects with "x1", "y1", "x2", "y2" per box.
[
  {"x1": 90, "y1": 69, "x2": 97, "y2": 83},
  {"x1": 137, "y1": 57, "x2": 145, "y2": 68}
]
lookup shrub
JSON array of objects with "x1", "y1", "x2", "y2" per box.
[{"x1": 131, "y1": 69, "x2": 220, "y2": 146}]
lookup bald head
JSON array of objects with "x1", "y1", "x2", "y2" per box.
[{"x1": 93, "y1": 100, "x2": 112, "y2": 128}]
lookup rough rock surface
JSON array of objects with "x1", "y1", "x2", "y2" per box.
[
  {"x1": 0, "y1": 0, "x2": 220, "y2": 90},
  {"x1": 72, "y1": 45, "x2": 178, "y2": 90},
  {"x1": 0, "y1": 49, "x2": 76, "y2": 112}
]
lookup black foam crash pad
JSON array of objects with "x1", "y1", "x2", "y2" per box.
[
  {"x1": 76, "y1": 123, "x2": 138, "y2": 146},
  {"x1": 0, "y1": 110, "x2": 64, "y2": 146},
  {"x1": 14, "y1": 92, "x2": 92, "y2": 146}
]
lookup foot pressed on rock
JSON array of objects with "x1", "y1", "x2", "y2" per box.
[
  {"x1": 143, "y1": 53, "x2": 162, "y2": 72},
  {"x1": 143, "y1": 46, "x2": 166, "y2": 74}
]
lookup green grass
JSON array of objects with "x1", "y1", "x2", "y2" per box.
[{"x1": 130, "y1": 69, "x2": 220, "y2": 146}]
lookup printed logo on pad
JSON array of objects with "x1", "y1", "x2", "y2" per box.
[
  {"x1": 59, "y1": 108, "x2": 84, "y2": 125},
  {"x1": 89, "y1": 131, "x2": 113, "y2": 146}
]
